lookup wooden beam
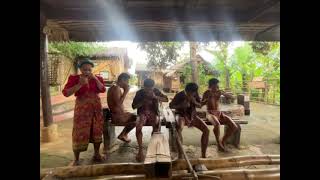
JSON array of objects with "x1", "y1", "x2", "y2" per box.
[
  {"x1": 40, "y1": 24, "x2": 53, "y2": 127},
  {"x1": 184, "y1": 0, "x2": 198, "y2": 8},
  {"x1": 45, "y1": 8, "x2": 249, "y2": 22},
  {"x1": 248, "y1": 0, "x2": 280, "y2": 23},
  {"x1": 255, "y1": 24, "x2": 280, "y2": 41},
  {"x1": 144, "y1": 132, "x2": 172, "y2": 178}
]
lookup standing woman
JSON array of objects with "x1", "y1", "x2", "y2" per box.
[{"x1": 62, "y1": 58, "x2": 106, "y2": 166}]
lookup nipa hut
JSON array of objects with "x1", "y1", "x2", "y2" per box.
[
  {"x1": 135, "y1": 64, "x2": 164, "y2": 88},
  {"x1": 79, "y1": 47, "x2": 132, "y2": 86},
  {"x1": 163, "y1": 55, "x2": 219, "y2": 92}
]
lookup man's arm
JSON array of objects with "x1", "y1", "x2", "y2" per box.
[
  {"x1": 222, "y1": 91, "x2": 234, "y2": 99},
  {"x1": 169, "y1": 93, "x2": 188, "y2": 109},
  {"x1": 154, "y1": 89, "x2": 169, "y2": 102},
  {"x1": 201, "y1": 91, "x2": 209, "y2": 106},
  {"x1": 132, "y1": 91, "x2": 144, "y2": 109},
  {"x1": 190, "y1": 95, "x2": 202, "y2": 108},
  {"x1": 107, "y1": 86, "x2": 128, "y2": 108}
]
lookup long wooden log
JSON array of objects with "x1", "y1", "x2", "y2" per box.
[
  {"x1": 40, "y1": 163, "x2": 144, "y2": 179},
  {"x1": 172, "y1": 155, "x2": 279, "y2": 171},
  {"x1": 40, "y1": 155, "x2": 279, "y2": 179},
  {"x1": 144, "y1": 132, "x2": 172, "y2": 178},
  {"x1": 172, "y1": 168, "x2": 280, "y2": 180}
]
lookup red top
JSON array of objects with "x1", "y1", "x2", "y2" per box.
[{"x1": 62, "y1": 75, "x2": 106, "y2": 97}]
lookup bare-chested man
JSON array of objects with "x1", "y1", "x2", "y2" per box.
[
  {"x1": 132, "y1": 78, "x2": 168, "y2": 162},
  {"x1": 107, "y1": 73, "x2": 136, "y2": 144},
  {"x1": 202, "y1": 78, "x2": 238, "y2": 152},
  {"x1": 169, "y1": 83, "x2": 210, "y2": 158}
]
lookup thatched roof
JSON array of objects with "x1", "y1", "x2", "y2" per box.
[
  {"x1": 41, "y1": 0, "x2": 279, "y2": 42},
  {"x1": 164, "y1": 54, "x2": 219, "y2": 77},
  {"x1": 248, "y1": 77, "x2": 266, "y2": 89},
  {"x1": 90, "y1": 47, "x2": 127, "y2": 59},
  {"x1": 88, "y1": 47, "x2": 132, "y2": 67}
]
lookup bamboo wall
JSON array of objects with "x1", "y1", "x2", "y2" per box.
[
  {"x1": 137, "y1": 71, "x2": 164, "y2": 89},
  {"x1": 91, "y1": 59, "x2": 125, "y2": 81},
  {"x1": 163, "y1": 74, "x2": 181, "y2": 92}
]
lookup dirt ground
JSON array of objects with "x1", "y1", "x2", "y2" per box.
[{"x1": 40, "y1": 93, "x2": 280, "y2": 170}]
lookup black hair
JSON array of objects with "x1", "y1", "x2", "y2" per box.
[
  {"x1": 208, "y1": 78, "x2": 219, "y2": 87},
  {"x1": 78, "y1": 58, "x2": 94, "y2": 68},
  {"x1": 144, "y1": 78, "x2": 155, "y2": 88},
  {"x1": 185, "y1": 83, "x2": 198, "y2": 93},
  {"x1": 117, "y1": 73, "x2": 131, "y2": 82}
]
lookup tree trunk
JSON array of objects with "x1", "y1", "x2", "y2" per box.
[
  {"x1": 190, "y1": 42, "x2": 198, "y2": 84},
  {"x1": 225, "y1": 68, "x2": 231, "y2": 90}
]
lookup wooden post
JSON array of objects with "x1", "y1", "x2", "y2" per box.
[
  {"x1": 103, "y1": 119, "x2": 116, "y2": 153},
  {"x1": 102, "y1": 108, "x2": 116, "y2": 154},
  {"x1": 40, "y1": 12, "x2": 58, "y2": 142},
  {"x1": 144, "y1": 132, "x2": 172, "y2": 178},
  {"x1": 163, "y1": 108, "x2": 178, "y2": 153},
  {"x1": 224, "y1": 123, "x2": 241, "y2": 148}
]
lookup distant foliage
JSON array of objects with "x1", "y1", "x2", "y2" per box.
[
  {"x1": 138, "y1": 42, "x2": 183, "y2": 69},
  {"x1": 48, "y1": 42, "x2": 107, "y2": 60}
]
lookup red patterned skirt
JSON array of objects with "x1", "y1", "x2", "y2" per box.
[{"x1": 72, "y1": 93, "x2": 103, "y2": 152}]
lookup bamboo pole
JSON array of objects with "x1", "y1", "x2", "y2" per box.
[
  {"x1": 171, "y1": 113, "x2": 198, "y2": 180},
  {"x1": 171, "y1": 168, "x2": 280, "y2": 180},
  {"x1": 172, "y1": 155, "x2": 279, "y2": 171},
  {"x1": 101, "y1": 174, "x2": 145, "y2": 180},
  {"x1": 175, "y1": 129, "x2": 198, "y2": 179},
  {"x1": 40, "y1": 155, "x2": 279, "y2": 179}
]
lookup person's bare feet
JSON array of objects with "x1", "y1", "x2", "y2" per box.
[
  {"x1": 136, "y1": 152, "x2": 145, "y2": 162},
  {"x1": 118, "y1": 134, "x2": 131, "y2": 143},
  {"x1": 72, "y1": 160, "x2": 80, "y2": 166},
  {"x1": 92, "y1": 153, "x2": 104, "y2": 162},
  {"x1": 217, "y1": 141, "x2": 226, "y2": 152}
]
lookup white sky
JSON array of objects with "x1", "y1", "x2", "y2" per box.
[{"x1": 103, "y1": 41, "x2": 244, "y2": 74}]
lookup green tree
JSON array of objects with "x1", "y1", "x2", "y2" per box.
[
  {"x1": 250, "y1": 42, "x2": 271, "y2": 55},
  {"x1": 48, "y1": 41, "x2": 106, "y2": 60},
  {"x1": 206, "y1": 42, "x2": 231, "y2": 90},
  {"x1": 230, "y1": 43, "x2": 258, "y2": 92},
  {"x1": 138, "y1": 42, "x2": 183, "y2": 69}
]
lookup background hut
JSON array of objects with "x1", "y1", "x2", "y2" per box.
[
  {"x1": 248, "y1": 77, "x2": 267, "y2": 102},
  {"x1": 79, "y1": 47, "x2": 132, "y2": 86},
  {"x1": 163, "y1": 54, "x2": 219, "y2": 92},
  {"x1": 135, "y1": 64, "x2": 164, "y2": 88}
]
